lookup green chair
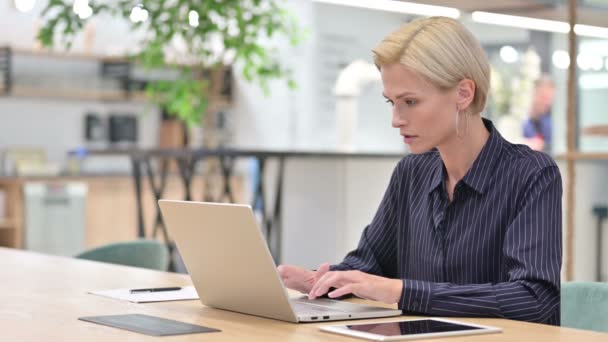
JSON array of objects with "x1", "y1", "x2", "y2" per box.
[
  {"x1": 561, "y1": 281, "x2": 608, "y2": 333},
  {"x1": 76, "y1": 239, "x2": 169, "y2": 271}
]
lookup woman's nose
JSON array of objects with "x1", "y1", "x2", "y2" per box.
[{"x1": 392, "y1": 108, "x2": 407, "y2": 128}]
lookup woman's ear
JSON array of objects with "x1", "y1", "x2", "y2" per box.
[{"x1": 456, "y1": 79, "x2": 475, "y2": 112}]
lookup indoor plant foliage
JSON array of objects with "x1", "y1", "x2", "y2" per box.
[{"x1": 37, "y1": 0, "x2": 304, "y2": 127}]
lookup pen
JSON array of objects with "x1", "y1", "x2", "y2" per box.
[{"x1": 130, "y1": 286, "x2": 182, "y2": 293}]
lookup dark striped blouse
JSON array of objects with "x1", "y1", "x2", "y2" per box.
[{"x1": 332, "y1": 118, "x2": 562, "y2": 325}]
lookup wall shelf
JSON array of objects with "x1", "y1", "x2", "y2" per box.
[
  {"x1": 11, "y1": 47, "x2": 127, "y2": 63},
  {"x1": 10, "y1": 86, "x2": 149, "y2": 103},
  {"x1": 0, "y1": 46, "x2": 145, "y2": 103},
  {"x1": 0, "y1": 46, "x2": 233, "y2": 105}
]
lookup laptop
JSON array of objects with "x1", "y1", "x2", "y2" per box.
[{"x1": 158, "y1": 200, "x2": 403, "y2": 323}]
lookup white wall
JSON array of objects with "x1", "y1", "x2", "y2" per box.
[
  {"x1": 282, "y1": 157, "x2": 400, "y2": 269},
  {"x1": 0, "y1": 1, "x2": 159, "y2": 174}
]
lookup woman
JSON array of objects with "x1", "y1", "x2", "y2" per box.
[{"x1": 278, "y1": 16, "x2": 562, "y2": 325}]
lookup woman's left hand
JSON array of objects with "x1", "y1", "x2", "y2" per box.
[{"x1": 308, "y1": 270, "x2": 403, "y2": 304}]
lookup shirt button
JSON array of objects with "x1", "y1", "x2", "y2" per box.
[{"x1": 412, "y1": 299, "x2": 420, "y2": 308}]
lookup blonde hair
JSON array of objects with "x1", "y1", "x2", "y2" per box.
[{"x1": 373, "y1": 16, "x2": 490, "y2": 115}]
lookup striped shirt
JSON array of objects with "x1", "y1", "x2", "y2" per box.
[{"x1": 332, "y1": 118, "x2": 562, "y2": 325}]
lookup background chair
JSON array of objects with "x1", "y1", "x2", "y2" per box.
[
  {"x1": 76, "y1": 239, "x2": 169, "y2": 271},
  {"x1": 561, "y1": 281, "x2": 608, "y2": 333}
]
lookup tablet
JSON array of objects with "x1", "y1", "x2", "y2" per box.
[{"x1": 319, "y1": 318, "x2": 502, "y2": 341}]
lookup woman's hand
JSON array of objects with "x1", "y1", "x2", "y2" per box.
[
  {"x1": 308, "y1": 270, "x2": 403, "y2": 304},
  {"x1": 277, "y1": 263, "x2": 331, "y2": 294}
]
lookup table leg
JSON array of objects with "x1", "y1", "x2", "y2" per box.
[
  {"x1": 130, "y1": 156, "x2": 145, "y2": 238},
  {"x1": 271, "y1": 157, "x2": 285, "y2": 263},
  {"x1": 251, "y1": 157, "x2": 267, "y2": 233},
  {"x1": 177, "y1": 156, "x2": 197, "y2": 201},
  {"x1": 219, "y1": 155, "x2": 236, "y2": 203},
  {"x1": 253, "y1": 157, "x2": 285, "y2": 263},
  {"x1": 143, "y1": 157, "x2": 169, "y2": 243}
]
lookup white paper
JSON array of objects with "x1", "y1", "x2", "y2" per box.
[{"x1": 89, "y1": 286, "x2": 199, "y2": 303}]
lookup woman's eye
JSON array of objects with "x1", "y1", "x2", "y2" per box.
[
  {"x1": 385, "y1": 99, "x2": 394, "y2": 106},
  {"x1": 405, "y1": 99, "x2": 417, "y2": 106}
]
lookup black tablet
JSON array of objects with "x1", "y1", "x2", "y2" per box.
[{"x1": 320, "y1": 318, "x2": 502, "y2": 341}]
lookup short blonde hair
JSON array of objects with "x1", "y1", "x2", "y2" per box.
[{"x1": 373, "y1": 16, "x2": 490, "y2": 115}]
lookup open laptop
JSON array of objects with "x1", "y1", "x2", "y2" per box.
[{"x1": 158, "y1": 200, "x2": 402, "y2": 323}]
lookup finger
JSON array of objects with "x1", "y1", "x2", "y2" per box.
[
  {"x1": 314, "y1": 263, "x2": 331, "y2": 280},
  {"x1": 311, "y1": 272, "x2": 346, "y2": 299},
  {"x1": 277, "y1": 265, "x2": 289, "y2": 279},
  {"x1": 308, "y1": 271, "x2": 335, "y2": 299},
  {"x1": 328, "y1": 283, "x2": 361, "y2": 299},
  {"x1": 277, "y1": 264, "x2": 310, "y2": 281},
  {"x1": 278, "y1": 265, "x2": 315, "y2": 293},
  {"x1": 318, "y1": 271, "x2": 367, "y2": 298},
  {"x1": 311, "y1": 263, "x2": 331, "y2": 289}
]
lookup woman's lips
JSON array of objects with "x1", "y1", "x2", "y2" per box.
[{"x1": 402, "y1": 134, "x2": 418, "y2": 144}]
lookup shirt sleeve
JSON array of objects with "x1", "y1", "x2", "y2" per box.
[
  {"x1": 400, "y1": 165, "x2": 562, "y2": 325},
  {"x1": 330, "y1": 160, "x2": 404, "y2": 278}
]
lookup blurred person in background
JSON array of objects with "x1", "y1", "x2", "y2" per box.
[{"x1": 523, "y1": 75, "x2": 555, "y2": 153}]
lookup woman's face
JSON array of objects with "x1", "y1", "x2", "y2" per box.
[{"x1": 380, "y1": 63, "x2": 460, "y2": 154}]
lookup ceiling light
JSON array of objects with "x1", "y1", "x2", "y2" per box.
[
  {"x1": 591, "y1": 55, "x2": 604, "y2": 71},
  {"x1": 472, "y1": 11, "x2": 608, "y2": 39},
  {"x1": 499, "y1": 46, "x2": 519, "y2": 64},
  {"x1": 312, "y1": 0, "x2": 460, "y2": 19},
  {"x1": 574, "y1": 24, "x2": 608, "y2": 39},
  {"x1": 14, "y1": 0, "x2": 36, "y2": 13},
  {"x1": 577, "y1": 53, "x2": 592, "y2": 71},
  {"x1": 576, "y1": 53, "x2": 603, "y2": 71},
  {"x1": 472, "y1": 12, "x2": 569, "y2": 33},
  {"x1": 552, "y1": 50, "x2": 570, "y2": 70}
]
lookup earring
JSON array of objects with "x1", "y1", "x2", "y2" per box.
[
  {"x1": 456, "y1": 108, "x2": 468, "y2": 139},
  {"x1": 455, "y1": 108, "x2": 462, "y2": 138}
]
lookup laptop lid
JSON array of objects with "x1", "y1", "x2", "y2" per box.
[{"x1": 158, "y1": 200, "x2": 298, "y2": 322}]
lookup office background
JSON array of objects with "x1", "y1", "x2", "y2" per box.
[{"x1": 0, "y1": 0, "x2": 607, "y2": 283}]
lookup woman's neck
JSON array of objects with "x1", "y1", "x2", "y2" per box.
[{"x1": 437, "y1": 115, "x2": 490, "y2": 193}]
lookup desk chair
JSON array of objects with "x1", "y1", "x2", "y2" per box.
[
  {"x1": 561, "y1": 281, "x2": 608, "y2": 333},
  {"x1": 76, "y1": 239, "x2": 169, "y2": 271}
]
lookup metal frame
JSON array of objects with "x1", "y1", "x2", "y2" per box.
[{"x1": 87, "y1": 148, "x2": 404, "y2": 270}]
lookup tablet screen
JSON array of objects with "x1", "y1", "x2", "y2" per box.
[{"x1": 346, "y1": 319, "x2": 482, "y2": 337}]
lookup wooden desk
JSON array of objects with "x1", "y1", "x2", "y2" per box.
[{"x1": 2, "y1": 247, "x2": 606, "y2": 341}]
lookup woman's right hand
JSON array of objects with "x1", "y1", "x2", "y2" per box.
[{"x1": 277, "y1": 263, "x2": 331, "y2": 294}]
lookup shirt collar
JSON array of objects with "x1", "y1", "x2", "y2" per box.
[{"x1": 427, "y1": 118, "x2": 504, "y2": 195}]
